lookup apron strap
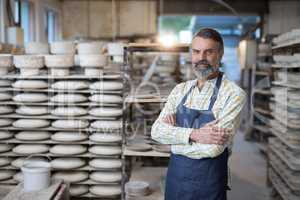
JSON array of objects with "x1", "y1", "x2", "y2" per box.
[
  {"x1": 178, "y1": 83, "x2": 196, "y2": 107},
  {"x1": 178, "y1": 72, "x2": 223, "y2": 110},
  {"x1": 208, "y1": 72, "x2": 223, "y2": 110}
]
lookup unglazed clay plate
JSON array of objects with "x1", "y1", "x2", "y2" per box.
[
  {"x1": 15, "y1": 131, "x2": 50, "y2": 141},
  {"x1": 52, "y1": 171, "x2": 88, "y2": 183},
  {"x1": 89, "y1": 185, "x2": 122, "y2": 197},
  {"x1": 89, "y1": 158, "x2": 122, "y2": 169},
  {"x1": 69, "y1": 185, "x2": 89, "y2": 196},
  {"x1": 89, "y1": 145, "x2": 121, "y2": 156},
  {"x1": 89, "y1": 171, "x2": 122, "y2": 183},
  {"x1": 13, "y1": 119, "x2": 50, "y2": 128},
  {"x1": 89, "y1": 133, "x2": 122, "y2": 143},
  {"x1": 51, "y1": 157, "x2": 86, "y2": 170},
  {"x1": 51, "y1": 132, "x2": 88, "y2": 142},
  {"x1": 50, "y1": 145, "x2": 87, "y2": 155},
  {"x1": 12, "y1": 144, "x2": 49, "y2": 155},
  {"x1": 52, "y1": 120, "x2": 89, "y2": 129}
]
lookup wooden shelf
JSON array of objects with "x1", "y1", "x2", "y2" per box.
[
  {"x1": 0, "y1": 87, "x2": 122, "y2": 94},
  {"x1": 272, "y1": 40, "x2": 300, "y2": 50},
  {"x1": 0, "y1": 72, "x2": 122, "y2": 80},
  {"x1": 0, "y1": 126, "x2": 122, "y2": 133},
  {"x1": 0, "y1": 113, "x2": 119, "y2": 121},
  {"x1": 125, "y1": 96, "x2": 167, "y2": 103},
  {"x1": 272, "y1": 81, "x2": 300, "y2": 89},
  {"x1": 0, "y1": 138, "x2": 121, "y2": 145},
  {"x1": 0, "y1": 100, "x2": 121, "y2": 107},
  {"x1": 255, "y1": 71, "x2": 270, "y2": 76},
  {"x1": 269, "y1": 168, "x2": 299, "y2": 200},
  {"x1": 123, "y1": 146, "x2": 169, "y2": 157},
  {"x1": 252, "y1": 124, "x2": 270, "y2": 133},
  {"x1": 254, "y1": 107, "x2": 272, "y2": 116},
  {"x1": 0, "y1": 151, "x2": 121, "y2": 158},
  {"x1": 253, "y1": 89, "x2": 272, "y2": 96},
  {"x1": 127, "y1": 43, "x2": 189, "y2": 53}
]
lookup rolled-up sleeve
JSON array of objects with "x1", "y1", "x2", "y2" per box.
[
  {"x1": 151, "y1": 84, "x2": 194, "y2": 145},
  {"x1": 218, "y1": 89, "x2": 246, "y2": 140},
  {"x1": 205, "y1": 89, "x2": 246, "y2": 157}
]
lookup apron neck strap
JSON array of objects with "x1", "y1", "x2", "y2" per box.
[
  {"x1": 208, "y1": 72, "x2": 223, "y2": 110},
  {"x1": 179, "y1": 83, "x2": 196, "y2": 106},
  {"x1": 178, "y1": 72, "x2": 223, "y2": 108}
]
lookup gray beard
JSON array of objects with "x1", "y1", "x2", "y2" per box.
[{"x1": 192, "y1": 63, "x2": 217, "y2": 79}]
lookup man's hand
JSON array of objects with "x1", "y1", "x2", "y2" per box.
[
  {"x1": 190, "y1": 120, "x2": 231, "y2": 145},
  {"x1": 162, "y1": 114, "x2": 176, "y2": 126}
]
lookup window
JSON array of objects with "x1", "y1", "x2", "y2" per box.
[
  {"x1": 15, "y1": 0, "x2": 34, "y2": 43},
  {"x1": 0, "y1": 0, "x2": 5, "y2": 42},
  {"x1": 21, "y1": 1, "x2": 30, "y2": 43},
  {"x1": 46, "y1": 10, "x2": 57, "y2": 42},
  {"x1": 14, "y1": 0, "x2": 20, "y2": 25}
]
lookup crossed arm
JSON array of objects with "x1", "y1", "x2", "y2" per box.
[{"x1": 151, "y1": 84, "x2": 246, "y2": 157}]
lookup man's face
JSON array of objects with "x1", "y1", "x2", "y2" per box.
[{"x1": 191, "y1": 37, "x2": 223, "y2": 79}]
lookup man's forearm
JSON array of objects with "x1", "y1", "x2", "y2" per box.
[{"x1": 151, "y1": 120, "x2": 193, "y2": 145}]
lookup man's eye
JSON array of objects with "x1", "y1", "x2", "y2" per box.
[{"x1": 206, "y1": 50, "x2": 214, "y2": 54}]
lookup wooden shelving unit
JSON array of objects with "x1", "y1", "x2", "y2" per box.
[
  {"x1": 0, "y1": 68, "x2": 124, "y2": 199},
  {"x1": 249, "y1": 41, "x2": 274, "y2": 151},
  {"x1": 268, "y1": 31, "x2": 300, "y2": 200},
  {"x1": 122, "y1": 43, "x2": 189, "y2": 200}
]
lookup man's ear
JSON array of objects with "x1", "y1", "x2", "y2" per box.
[{"x1": 218, "y1": 49, "x2": 224, "y2": 61}]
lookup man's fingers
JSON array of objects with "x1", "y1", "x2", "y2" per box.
[
  {"x1": 162, "y1": 114, "x2": 176, "y2": 125},
  {"x1": 212, "y1": 126, "x2": 231, "y2": 133},
  {"x1": 165, "y1": 117, "x2": 171, "y2": 124},
  {"x1": 166, "y1": 114, "x2": 176, "y2": 124},
  {"x1": 206, "y1": 119, "x2": 219, "y2": 126}
]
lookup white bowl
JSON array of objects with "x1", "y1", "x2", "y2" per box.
[
  {"x1": 25, "y1": 42, "x2": 49, "y2": 54},
  {"x1": 45, "y1": 55, "x2": 74, "y2": 68},
  {"x1": 79, "y1": 54, "x2": 107, "y2": 67},
  {"x1": 77, "y1": 42, "x2": 105, "y2": 55},
  {"x1": 14, "y1": 55, "x2": 44, "y2": 68},
  {"x1": 50, "y1": 41, "x2": 76, "y2": 54}
]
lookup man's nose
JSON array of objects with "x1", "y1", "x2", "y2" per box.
[{"x1": 198, "y1": 51, "x2": 207, "y2": 61}]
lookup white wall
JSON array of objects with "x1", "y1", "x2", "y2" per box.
[
  {"x1": 62, "y1": 0, "x2": 157, "y2": 40},
  {"x1": 264, "y1": 0, "x2": 300, "y2": 34}
]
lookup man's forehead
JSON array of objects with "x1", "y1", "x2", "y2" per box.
[{"x1": 192, "y1": 37, "x2": 219, "y2": 49}]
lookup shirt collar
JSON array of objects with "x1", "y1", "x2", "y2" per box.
[{"x1": 193, "y1": 73, "x2": 225, "y2": 87}]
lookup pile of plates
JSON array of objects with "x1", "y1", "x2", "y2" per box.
[{"x1": 125, "y1": 181, "x2": 151, "y2": 198}]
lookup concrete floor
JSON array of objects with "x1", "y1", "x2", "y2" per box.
[{"x1": 228, "y1": 131, "x2": 270, "y2": 200}]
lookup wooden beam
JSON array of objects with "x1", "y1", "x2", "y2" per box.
[{"x1": 161, "y1": 0, "x2": 269, "y2": 15}]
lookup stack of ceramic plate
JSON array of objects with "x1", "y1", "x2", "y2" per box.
[
  {"x1": 13, "y1": 55, "x2": 44, "y2": 76},
  {"x1": 125, "y1": 181, "x2": 151, "y2": 198},
  {"x1": 45, "y1": 55, "x2": 74, "y2": 76},
  {"x1": 107, "y1": 42, "x2": 124, "y2": 63},
  {"x1": 78, "y1": 42, "x2": 108, "y2": 76},
  {"x1": 46, "y1": 41, "x2": 76, "y2": 76}
]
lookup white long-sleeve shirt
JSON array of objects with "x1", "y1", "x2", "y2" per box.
[{"x1": 151, "y1": 75, "x2": 246, "y2": 159}]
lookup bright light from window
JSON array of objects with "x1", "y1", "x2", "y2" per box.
[
  {"x1": 158, "y1": 33, "x2": 177, "y2": 47},
  {"x1": 179, "y1": 30, "x2": 192, "y2": 44}
]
